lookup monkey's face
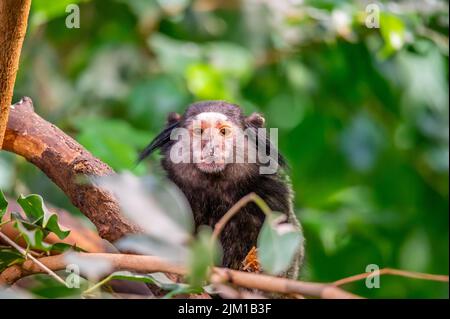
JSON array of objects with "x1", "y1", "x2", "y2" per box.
[
  {"x1": 186, "y1": 112, "x2": 238, "y2": 174},
  {"x1": 139, "y1": 101, "x2": 278, "y2": 183}
]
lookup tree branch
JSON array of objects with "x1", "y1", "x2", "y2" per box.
[
  {"x1": 332, "y1": 268, "x2": 449, "y2": 287},
  {"x1": 3, "y1": 97, "x2": 140, "y2": 242},
  {"x1": 0, "y1": 0, "x2": 31, "y2": 146},
  {"x1": 0, "y1": 252, "x2": 363, "y2": 299}
]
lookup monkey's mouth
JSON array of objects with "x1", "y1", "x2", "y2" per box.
[{"x1": 196, "y1": 161, "x2": 226, "y2": 173}]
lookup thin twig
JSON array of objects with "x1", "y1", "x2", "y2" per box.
[
  {"x1": 333, "y1": 268, "x2": 449, "y2": 287},
  {"x1": 0, "y1": 231, "x2": 67, "y2": 286},
  {"x1": 212, "y1": 192, "x2": 272, "y2": 241}
]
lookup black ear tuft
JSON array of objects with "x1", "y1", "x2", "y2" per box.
[
  {"x1": 137, "y1": 120, "x2": 179, "y2": 163},
  {"x1": 167, "y1": 112, "x2": 181, "y2": 125},
  {"x1": 246, "y1": 112, "x2": 265, "y2": 128}
]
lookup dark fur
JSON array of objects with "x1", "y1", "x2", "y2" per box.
[{"x1": 139, "y1": 101, "x2": 303, "y2": 276}]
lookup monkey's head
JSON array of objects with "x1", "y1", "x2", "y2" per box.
[{"x1": 138, "y1": 101, "x2": 283, "y2": 183}]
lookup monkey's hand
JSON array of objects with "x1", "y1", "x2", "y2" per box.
[{"x1": 241, "y1": 246, "x2": 261, "y2": 273}]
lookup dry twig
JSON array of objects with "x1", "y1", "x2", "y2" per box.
[{"x1": 333, "y1": 268, "x2": 449, "y2": 287}]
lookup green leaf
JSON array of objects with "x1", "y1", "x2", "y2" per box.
[
  {"x1": 50, "y1": 242, "x2": 77, "y2": 253},
  {"x1": 30, "y1": 273, "x2": 89, "y2": 298},
  {"x1": 83, "y1": 271, "x2": 156, "y2": 295},
  {"x1": 31, "y1": 0, "x2": 90, "y2": 27},
  {"x1": 187, "y1": 226, "x2": 221, "y2": 289},
  {"x1": 0, "y1": 248, "x2": 24, "y2": 272},
  {"x1": 83, "y1": 271, "x2": 189, "y2": 296},
  {"x1": 17, "y1": 195, "x2": 43, "y2": 223},
  {"x1": 43, "y1": 214, "x2": 71, "y2": 240},
  {"x1": 0, "y1": 190, "x2": 8, "y2": 222},
  {"x1": 12, "y1": 214, "x2": 72, "y2": 253},
  {"x1": 257, "y1": 213, "x2": 303, "y2": 275},
  {"x1": 13, "y1": 218, "x2": 51, "y2": 251},
  {"x1": 17, "y1": 194, "x2": 70, "y2": 240},
  {"x1": 379, "y1": 13, "x2": 406, "y2": 57},
  {"x1": 147, "y1": 272, "x2": 185, "y2": 291},
  {"x1": 185, "y1": 63, "x2": 232, "y2": 100}
]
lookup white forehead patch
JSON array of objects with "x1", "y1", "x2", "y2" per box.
[{"x1": 195, "y1": 112, "x2": 227, "y2": 122}]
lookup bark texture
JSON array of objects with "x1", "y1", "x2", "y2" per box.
[
  {"x1": 0, "y1": 0, "x2": 31, "y2": 146},
  {"x1": 3, "y1": 97, "x2": 140, "y2": 242}
]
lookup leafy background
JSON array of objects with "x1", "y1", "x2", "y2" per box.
[{"x1": 0, "y1": 0, "x2": 448, "y2": 298}]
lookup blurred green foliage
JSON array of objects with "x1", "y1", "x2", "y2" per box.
[{"x1": 0, "y1": 0, "x2": 448, "y2": 298}]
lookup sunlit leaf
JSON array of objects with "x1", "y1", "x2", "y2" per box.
[
  {"x1": 31, "y1": 0, "x2": 90, "y2": 27},
  {"x1": 17, "y1": 194, "x2": 70, "y2": 240},
  {"x1": 185, "y1": 63, "x2": 232, "y2": 100},
  {"x1": 379, "y1": 13, "x2": 406, "y2": 57},
  {"x1": 13, "y1": 218, "x2": 48, "y2": 250}
]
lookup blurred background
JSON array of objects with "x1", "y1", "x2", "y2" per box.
[{"x1": 0, "y1": 0, "x2": 448, "y2": 298}]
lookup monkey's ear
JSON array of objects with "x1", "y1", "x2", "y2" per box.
[
  {"x1": 245, "y1": 112, "x2": 265, "y2": 128},
  {"x1": 167, "y1": 112, "x2": 181, "y2": 125}
]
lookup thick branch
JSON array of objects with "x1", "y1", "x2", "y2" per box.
[
  {"x1": 3, "y1": 97, "x2": 140, "y2": 242},
  {"x1": 0, "y1": 0, "x2": 31, "y2": 146},
  {"x1": 0, "y1": 252, "x2": 362, "y2": 299}
]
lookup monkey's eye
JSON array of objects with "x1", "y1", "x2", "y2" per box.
[
  {"x1": 219, "y1": 127, "x2": 232, "y2": 137},
  {"x1": 193, "y1": 127, "x2": 203, "y2": 136}
]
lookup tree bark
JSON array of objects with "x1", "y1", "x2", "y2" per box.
[
  {"x1": 0, "y1": 0, "x2": 31, "y2": 147},
  {"x1": 3, "y1": 97, "x2": 141, "y2": 242}
]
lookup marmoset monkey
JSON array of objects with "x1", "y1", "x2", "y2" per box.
[{"x1": 139, "y1": 101, "x2": 304, "y2": 279}]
